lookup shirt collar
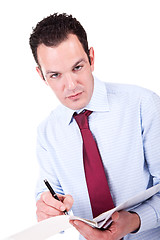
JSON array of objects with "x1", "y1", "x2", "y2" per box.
[{"x1": 64, "y1": 76, "x2": 110, "y2": 125}]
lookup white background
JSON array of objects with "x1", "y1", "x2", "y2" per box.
[{"x1": 0, "y1": 0, "x2": 160, "y2": 239}]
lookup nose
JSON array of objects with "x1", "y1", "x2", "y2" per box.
[{"x1": 64, "y1": 73, "x2": 77, "y2": 90}]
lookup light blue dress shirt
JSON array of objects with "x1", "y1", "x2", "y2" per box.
[{"x1": 36, "y1": 76, "x2": 160, "y2": 239}]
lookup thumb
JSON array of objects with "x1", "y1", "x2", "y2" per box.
[
  {"x1": 111, "y1": 211, "x2": 120, "y2": 222},
  {"x1": 62, "y1": 194, "x2": 74, "y2": 211}
]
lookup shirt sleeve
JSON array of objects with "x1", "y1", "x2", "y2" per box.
[
  {"x1": 131, "y1": 92, "x2": 160, "y2": 233},
  {"x1": 35, "y1": 121, "x2": 64, "y2": 201}
]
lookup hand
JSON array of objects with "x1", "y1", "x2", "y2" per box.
[
  {"x1": 70, "y1": 210, "x2": 140, "y2": 240},
  {"x1": 36, "y1": 191, "x2": 74, "y2": 222}
]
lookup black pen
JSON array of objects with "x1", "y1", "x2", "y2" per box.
[{"x1": 44, "y1": 179, "x2": 68, "y2": 215}]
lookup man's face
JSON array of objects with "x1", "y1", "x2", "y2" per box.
[{"x1": 36, "y1": 34, "x2": 95, "y2": 110}]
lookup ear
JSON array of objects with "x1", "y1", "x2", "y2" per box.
[
  {"x1": 36, "y1": 66, "x2": 48, "y2": 85},
  {"x1": 89, "y1": 47, "x2": 95, "y2": 72}
]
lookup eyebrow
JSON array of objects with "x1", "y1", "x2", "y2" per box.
[
  {"x1": 45, "y1": 58, "x2": 86, "y2": 75},
  {"x1": 72, "y1": 58, "x2": 86, "y2": 69}
]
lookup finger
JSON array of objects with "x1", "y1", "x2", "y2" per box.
[
  {"x1": 107, "y1": 212, "x2": 120, "y2": 235},
  {"x1": 41, "y1": 191, "x2": 66, "y2": 212},
  {"x1": 36, "y1": 199, "x2": 63, "y2": 216},
  {"x1": 51, "y1": 193, "x2": 74, "y2": 212},
  {"x1": 62, "y1": 194, "x2": 74, "y2": 211},
  {"x1": 70, "y1": 220, "x2": 94, "y2": 239},
  {"x1": 70, "y1": 220, "x2": 107, "y2": 240}
]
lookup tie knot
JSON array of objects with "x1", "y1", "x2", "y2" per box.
[{"x1": 74, "y1": 110, "x2": 92, "y2": 130}]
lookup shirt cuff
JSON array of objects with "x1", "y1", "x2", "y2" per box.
[{"x1": 130, "y1": 202, "x2": 158, "y2": 234}]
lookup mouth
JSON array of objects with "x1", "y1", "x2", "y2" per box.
[{"x1": 67, "y1": 92, "x2": 83, "y2": 100}]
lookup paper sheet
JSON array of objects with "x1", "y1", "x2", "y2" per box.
[{"x1": 4, "y1": 215, "x2": 71, "y2": 240}]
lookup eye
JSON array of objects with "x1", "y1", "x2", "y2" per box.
[
  {"x1": 50, "y1": 73, "x2": 60, "y2": 79},
  {"x1": 73, "y1": 65, "x2": 83, "y2": 72}
]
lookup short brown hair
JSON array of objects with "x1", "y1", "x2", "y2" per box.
[{"x1": 29, "y1": 13, "x2": 91, "y2": 65}]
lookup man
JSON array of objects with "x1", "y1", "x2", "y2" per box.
[{"x1": 29, "y1": 13, "x2": 160, "y2": 239}]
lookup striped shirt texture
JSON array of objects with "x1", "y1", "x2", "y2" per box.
[{"x1": 36, "y1": 76, "x2": 160, "y2": 239}]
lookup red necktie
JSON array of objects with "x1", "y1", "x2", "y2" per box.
[{"x1": 74, "y1": 110, "x2": 114, "y2": 218}]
